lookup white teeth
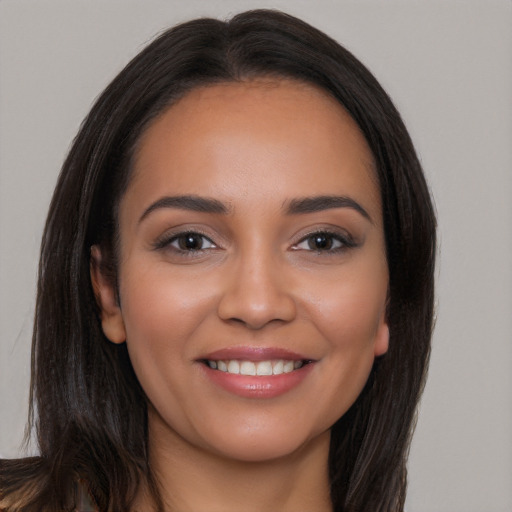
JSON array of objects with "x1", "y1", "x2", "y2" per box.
[
  {"x1": 283, "y1": 361, "x2": 294, "y2": 373},
  {"x1": 272, "y1": 360, "x2": 284, "y2": 375},
  {"x1": 240, "y1": 361, "x2": 256, "y2": 376},
  {"x1": 256, "y1": 361, "x2": 273, "y2": 375},
  {"x1": 227, "y1": 360, "x2": 240, "y2": 374},
  {"x1": 207, "y1": 358, "x2": 306, "y2": 376}
]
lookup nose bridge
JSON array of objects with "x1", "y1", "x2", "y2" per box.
[{"x1": 217, "y1": 238, "x2": 296, "y2": 328}]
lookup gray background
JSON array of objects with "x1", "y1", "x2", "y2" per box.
[{"x1": 1, "y1": 1, "x2": 511, "y2": 511}]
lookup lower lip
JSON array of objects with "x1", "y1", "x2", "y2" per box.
[{"x1": 200, "y1": 363, "x2": 315, "y2": 399}]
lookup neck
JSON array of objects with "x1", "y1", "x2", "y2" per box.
[{"x1": 134, "y1": 406, "x2": 333, "y2": 512}]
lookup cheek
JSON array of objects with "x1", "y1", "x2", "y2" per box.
[
  {"x1": 120, "y1": 264, "x2": 210, "y2": 338},
  {"x1": 307, "y1": 268, "x2": 387, "y2": 348},
  {"x1": 308, "y1": 276, "x2": 387, "y2": 423},
  {"x1": 118, "y1": 266, "x2": 215, "y2": 384}
]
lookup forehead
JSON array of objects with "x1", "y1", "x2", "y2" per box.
[{"x1": 124, "y1": 79, "x2": 381, "y2": 222}]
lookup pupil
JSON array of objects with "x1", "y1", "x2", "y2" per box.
[
  {"x1": 180, "y1": 233, "x2": 202, "y2": 250},
  {"x1": 309, "y1": 234, "x2": 332, "y2": 250}
]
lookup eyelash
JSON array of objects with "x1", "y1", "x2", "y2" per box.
[
  {"x1": 292, "y1": 230, "x2": 357, "y2": 254},
  {"x1": 153, "y1": 229, "x2": 356, "y2": 256},
  {"x1": 153, "y1": 231, "x2": 217, "y2": 254}
]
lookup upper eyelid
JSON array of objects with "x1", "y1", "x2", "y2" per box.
[
  {"x1": 153, "y1": 229, "x2": 217, "y2": 251},
  {"x1": 170, "y1": 232, "x2": 215, "y2": 243},
  {"x1": 171, "y1": 233, "x2": 216, "y2": 246},
  {"x1": 290, "y1": 228, "x2": 359, "y2": 253},
  {"x1": 156, "y1": 225, "x2": 218, "y2": 241},
  {"x1": 292, "y1": 227, "x2": 354, "y2": 243},
  {"x1": 297, "y1": 231, "x2": 348, "y2": 242},
  {"x1": 152, "y1": 225, "x2": 356, "y2": 249}
]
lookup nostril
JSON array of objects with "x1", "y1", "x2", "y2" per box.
[{"x1": 223, "y1": 315, "x2": 288, "y2": 330}]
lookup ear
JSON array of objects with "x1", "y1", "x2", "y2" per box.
[
  {"x1": 373, "y1": 313, "x2": 389, "y2": 357},
  {"x1": 90, "y1": 245, "x2": 126, "y2": 344}
]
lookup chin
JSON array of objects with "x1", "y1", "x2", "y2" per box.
[{"x1": 198, "y1": 420, "x2": 331, "y2": 464}]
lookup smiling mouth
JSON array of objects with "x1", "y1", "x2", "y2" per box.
[{"x1": 203, "y1": 359, "x2": 311, "y2": 376}]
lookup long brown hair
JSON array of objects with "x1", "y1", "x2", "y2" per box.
[{"x1": 0, "y1": 10, "x2": 436, "y2": 511}]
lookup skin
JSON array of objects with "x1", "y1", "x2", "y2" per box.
[{"x1": 91, "y1": 80, "x2": 389, "y2": 512}]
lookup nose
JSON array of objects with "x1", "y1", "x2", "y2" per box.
[{"x1": 217, "y1": 250, "x2": 297, "y2": 330}]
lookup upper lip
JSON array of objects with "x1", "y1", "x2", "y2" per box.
[{"x1": 198, "y1": 346, "x2": 313, "y2": 362}]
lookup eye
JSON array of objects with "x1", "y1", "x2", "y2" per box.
[
  {"x1": 293, "y1": 231, "x2": 355, "y2": 252},
  {"x1": 155, "y1": 231, "x2": 217, "y2": 252},
  {"x1": 171, "y1": 232, "x2": 216, "y2": 251}
]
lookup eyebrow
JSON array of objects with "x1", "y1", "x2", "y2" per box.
[
  {"x1": 138, "y1": 194, "x2": 372, "y2": 224},
  {"x1": 139, "y1": 195, "x2": 230, "y2": 223},
  {"x1": 285, "y1": 195, "x2": 372, "y2": 222}
]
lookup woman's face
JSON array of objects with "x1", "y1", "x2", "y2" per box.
[{"x1": 94, "y1": 80, "x2": 389, "y2": 462}]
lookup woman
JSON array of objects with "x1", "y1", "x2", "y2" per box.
[{"x1": 0, "y1": 9, "x2": 436, "y2": 512}]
